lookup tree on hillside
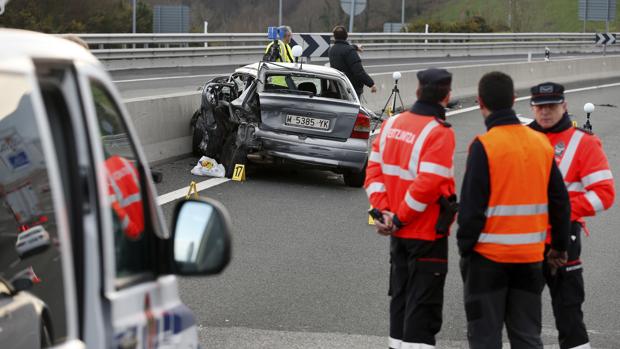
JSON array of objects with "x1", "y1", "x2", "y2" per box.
[{"x1": 0, "y1": 0, "x2": 152, "y2": 33}]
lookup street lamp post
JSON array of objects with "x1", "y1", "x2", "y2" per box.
[
  {"x1": 278, "y1": 0, "x2": 282, "y2": 26},
  {"x1": 132, "y1": 0, "x2": 136, "y2": 33}
]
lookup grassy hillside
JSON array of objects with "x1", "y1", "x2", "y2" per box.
[{"x1": 421, "y1": 0, "x2": 620, "y2": 32}]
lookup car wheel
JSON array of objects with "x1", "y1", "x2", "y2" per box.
[
  {"x1": 343, "y1": 170, "x2": 366, "y2": 187},
  {"x1": 222, "y1": 135, "x2": 248, "y2": 178},
  {"x1": 191, "y1": 110, "x2": 203, "y2": 157}
]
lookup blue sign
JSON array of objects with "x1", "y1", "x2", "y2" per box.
[
  {"x1": 9, "y1": 151, "x2": 30, "y2": 170},
  {"x1": 267, "y1": 26, "x2": 280, "y2": 40}
]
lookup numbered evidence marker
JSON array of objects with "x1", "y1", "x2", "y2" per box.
[
  {"x1": 368, "y1": 205, "x2": 375, "y2": 225},
  {"x1": 232, "y1": 164, "x2": 246, "y2": 182},
  {"x1": 185, "y1": 181, "x2": 199, "y2": 199}
]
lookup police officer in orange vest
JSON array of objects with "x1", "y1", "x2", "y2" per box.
[
  {"x1": 457, "y1": 72, "x2": 571, "y2": 348},
  {"x1": 529, "y1": 82, "x2": 615, "y2": 349},
  {"x1": 365, "y1": 68, "x2": 457, "y2": 349}
]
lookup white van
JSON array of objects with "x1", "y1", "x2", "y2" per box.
[{"x1": 0, "y1": 29, "x2": 232, "y2": 348}]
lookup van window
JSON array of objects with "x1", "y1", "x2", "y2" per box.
[
  {"x1": 0, "y1": 72, "x2": 68, "y2": 344},
  {"x1": 89, "y1": 82, "x2": 152, "y2": 284}
]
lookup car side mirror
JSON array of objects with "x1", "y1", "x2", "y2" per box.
[
  {"x1": 171, "y1": 198, "x2": 232, "y2": 275},
  {"x1": 11, "y1": 277, "x2": 34, "y2": 293}
]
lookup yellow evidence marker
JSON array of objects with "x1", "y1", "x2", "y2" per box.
[
  {"x1": 232, "y1": 164, "x2": 246, "y2": 182},
  {"x1": 368, "y1": 205, "x2": 375, "y2": 225},
  {"x1": 186, "y1": 181, "x2": 199, "y2": 199}
]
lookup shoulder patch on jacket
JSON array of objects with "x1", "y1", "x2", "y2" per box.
[
  {"x1": 575, "y1": 126, "x2": 594, "y2": 135},
  {"x1": 435, "y1": 117, "x2": 452, "y2": 128}
]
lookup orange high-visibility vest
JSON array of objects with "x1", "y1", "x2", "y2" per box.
[
  {"x1": 105, "y1": 155, "x2": 144, "y2": 239},
  {"x1": 474, "y1": 124, "x2": 554, "y2": 263}
]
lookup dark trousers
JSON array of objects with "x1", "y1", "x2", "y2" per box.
[
  {"x1": 544, "y1": 222, "x2": 590, "y2": 349},
  {"x1": 461, "y1": 252, "x2": 545, "y2": 349},
  {"x1": 389, "y1": 236, "x2": 447, "y2": 348}
]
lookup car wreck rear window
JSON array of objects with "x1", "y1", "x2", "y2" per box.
[{"x1": 264, "y1": 73, "x2": 355, "y2": 102}]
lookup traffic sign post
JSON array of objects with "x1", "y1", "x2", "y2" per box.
[{"x1": 340, "y1": 0, "x2": 367, "y2": 32}]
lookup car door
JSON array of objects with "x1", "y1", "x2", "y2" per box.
[
  {"x1": 76, "y1": 64, "x2": 200, "y2": 349},
  {"x1": 0, "y1": 59, "x2": 84, "y2": 348},
  {"x1": 257, "y1": 71, "x2": 361, "y2": 141}
]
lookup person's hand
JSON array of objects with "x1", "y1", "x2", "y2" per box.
[
  {"x1": 356, "y1": 44, "x2": 364, "y2": 52},
  {"x1": 546, "y1": 249, "x2": 568, "y2": 275},
  {"x1": 373, "y1": 211, "x2": 392, "y2": 236},
  {"x1": 374, "y1": 211, "x2": 399, "y2": 236},
  {"x1": 370, "y1": 85, "x2": 377, "y2": 93}
]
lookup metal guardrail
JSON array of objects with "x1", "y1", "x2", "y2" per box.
[{"x1": 59, "y1": 32, "x2": 612, "y2": 68}]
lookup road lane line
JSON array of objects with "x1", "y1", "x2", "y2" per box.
[
  {"x1": 113, "y1": 56, "x2": 597, "y2": 84},
  {"x1": 10, "y1": 259, "x2": 20, "y2": 268},
  {"x1": 157, "y1": 177, "x2": 230, "y2": 206},
  {"x1": 114, "y1": 73, "x2": 221, "y2": 83}
]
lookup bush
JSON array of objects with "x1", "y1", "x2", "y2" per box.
[{"x1": 404, "y1": 16, "x2": 507, "y2": 33}]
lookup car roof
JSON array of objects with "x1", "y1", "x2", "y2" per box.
[
  {"x1": 236, "y1": 62, "x2": 347, "y2": 79},
  {"x1": 0, "y1": 29, "x2": 99, "y2": 72}
]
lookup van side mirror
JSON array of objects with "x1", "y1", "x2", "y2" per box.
[{"x1": 171, "y1": 198, "x2": 232, "y2": 275}]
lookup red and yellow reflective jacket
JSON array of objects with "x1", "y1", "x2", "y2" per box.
[
  {"x1": 365, "y1": 102, "x2": 456, "y2": 241},
  {"x1": 105, "y1": 155, "x2": 144, "y2": 239},
  {"x1": 530, "y1": 114, "x2": 615, "y2": 242}
]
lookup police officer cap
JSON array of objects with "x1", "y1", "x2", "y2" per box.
[
  {"x1": 530, "y1": 82, "x2": 565, "y2": 105},
  {"x1": 417, "y1": 68, "x2": 452, "y2": 86}
]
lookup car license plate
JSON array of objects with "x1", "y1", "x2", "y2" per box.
[{"x1": 285, "y1": 115, "x2": 330, "y2": 130}]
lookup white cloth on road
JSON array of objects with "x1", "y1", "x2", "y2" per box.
[{"x1": 191, "y1": 156, "x2": 225, "y2": 177}]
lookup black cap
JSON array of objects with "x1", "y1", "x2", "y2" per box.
[
  {"x1": 417, "y1": 68, "x2": 452, "y2": 86},
  {"x1": 530, "y1": 82, "x2": 565, "y2": 105}
]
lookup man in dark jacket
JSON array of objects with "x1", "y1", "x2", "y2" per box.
[{"x1": 328, "y1": 25, "x2": 376, "y2": 98}]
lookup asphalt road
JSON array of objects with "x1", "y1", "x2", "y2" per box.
[
  {"x1": 112, "y1": 53, "x2": 619, "y2": 99},
  {"x1": 152, "y1": 83, "x2": 620, "y2": 348}
]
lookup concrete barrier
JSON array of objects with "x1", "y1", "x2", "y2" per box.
[
  {"x1": 124, "y1": 92, "x2": 200, "y2": 164},
  {"x1": 125, "y1": 56, "x2": 620, "y2": 164}
]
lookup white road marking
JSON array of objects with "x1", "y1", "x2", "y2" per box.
[
  {"x1": 156, "y1": 81, "x2": 620, "y2": 206},
  {"x1": 113, "y1": 56, "x2": 591, "y2": 84},
  {"x1": 113, "y1": 73, "x2": 220, "y2": 83},
  {"x1": 364, "y1": 56, "x2": 579, "y2": 69},
  {"x1": 157, "y1": 177, "x2": 230, "y2": 206},
  {"x1": 10, "y1": 259, "x2": 20, "y2": 268}
]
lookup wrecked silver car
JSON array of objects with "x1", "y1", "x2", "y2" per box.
[{"x1": 190, "y1": 62, "x2": 373, "y2": 187}]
